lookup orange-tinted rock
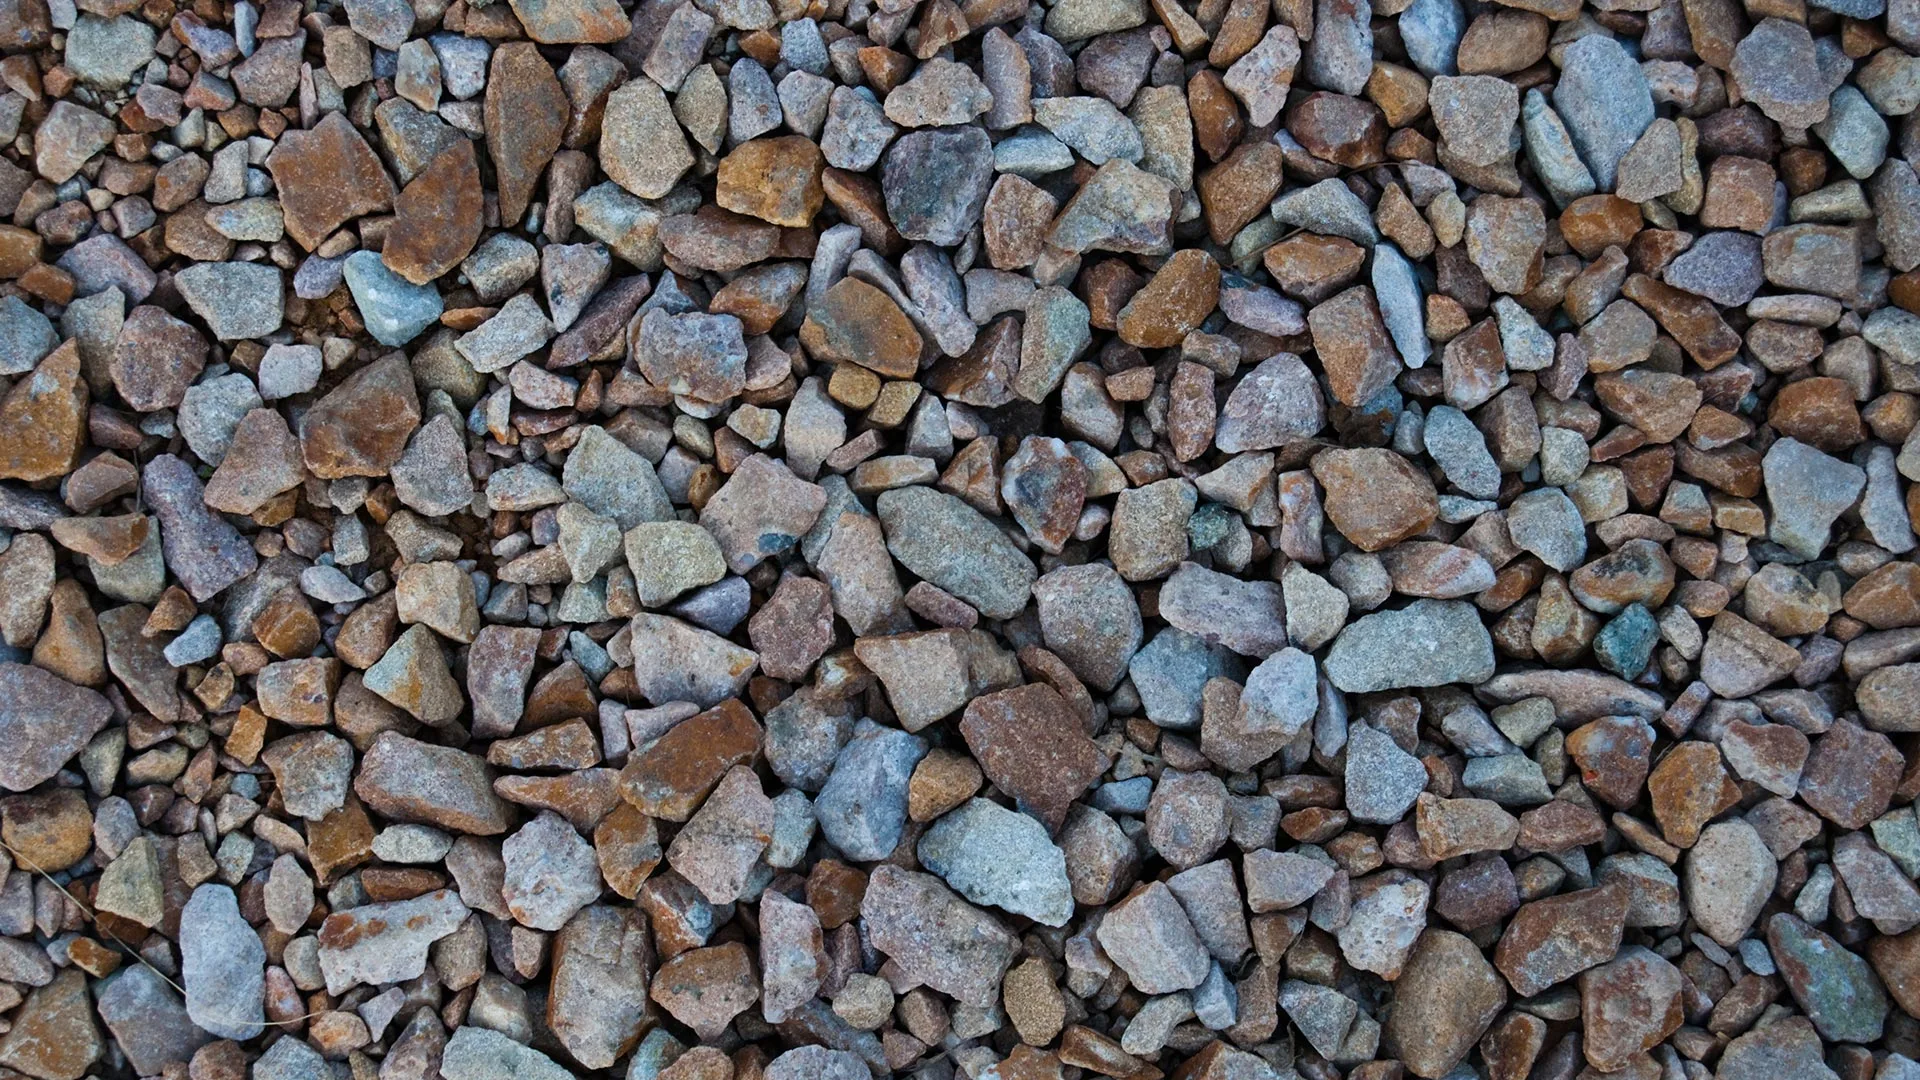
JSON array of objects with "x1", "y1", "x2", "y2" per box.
[
  {"x1": 1621, "y1": 275, "x2": 1741, "y2": 368},
  {"x1": 1117, "y1": 249, "x2": 1220, "y2": 348},
  {"x1": 508, "y1": 0, "x2": 628, "y2": 43},
  {"x1": 0, "y1": 339, "x2": 84, "y2": 481},
  {"x1": 1311, "y1": 447, "x2": 1439, "y2": 552},
  {"x1": 1189, "y1": 70, "x2": 1245, "y2": 162},
  {"x1": 1768, "y1": 377, "x2": 1865, "y2": 452},
  {"x1": 799, "y1": 276, "x2": 924, "y2": 378},
  {"x1": 617, "y1": 698, "x2": 762, "y2": 822},
  {"x1": 1265, "y1": 233, "x2": 1366, "y2": 302},
  {"x1": 1646, "y1": 741, "x2": 1741, "y2": 848},
  {"x1": 299, "y1": 353, "x2": 421, "y2": 479},
  {"x1": 1288, "y1": 92, "x2": 1386, "y2": 168},
  {"x1": 1595, "y1": 369, "x2": 1702, "y2": 443},
  {"x1": 1700, "y1": 155, "x2": 1776, "y2": 233},
  {"x1": 265, "y1": 112, "x2": 396, "y2": 251},
  {"x1": 1197, "y1": 141, "x2": 1284, "y2": 245},
  {"x1": 1565, "y1": 715, "x2": 1655, "y2": 809},
  {"x1": 383, "y1": 139, "x2": 484, "y2": 286},
  {"x1": 1844, "y1": 562, "x2": 1920, "y2": 630},
  {"x1": 717, "y1": 137, "x2": 826, "y2": 227},
  {"x1": 1559, "y1": 195, "x2": 1642, "y2": 259},
  {"x1": 1310, "y1": 285, "x2": 1402, "y2": 407}
]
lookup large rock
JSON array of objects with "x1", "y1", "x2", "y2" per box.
[
  {"x1": 179, "y1": 884, "x2": 266, "y2": 1040},
  {"x1": 1324, "y1": 599, "x2": 1496, "y2": 692},
  {"x1": 0, "y1": 662, "x2": 110, "y2": 792}
]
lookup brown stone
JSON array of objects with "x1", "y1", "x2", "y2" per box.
[
  {"x1": 1559, "y1": 195, "x2": 1642, "y2": 260},
  {"x1": 717, "y1": 137, "x2": 827, "y2": 228},
  {"x1": 265, "y1": 112, "x2": 396, "y2": 251},
  {"x1": 509, "y1": 0, "x2": 628, "y2": 43},
  {"x1": 959, "y1": 684, "x2": 1108, "y2": 832},
  {"x1": 650, "y1": 942, "x2": 759, "y2": 1040},
  {"x1": 0, "y1": 339, "x2": 84, "y2": 481},
  {"x1": 1844, "y1": 562, "x2": 1920, "y2": 629},
  {"x1": 1288, "y1": 92, "x2": 1386, "y2": 168},
  {"x1": 1492, "y1": 881, "x2": 1630, "y2": 996},
  {"x1": 1117, "y1": 249, "x2": 1220, "y2": 348},
  {"x1": 1442, "y1": 318, "x2": 1509, "y2": 411},
  {"x1": 1311, "y1": 447, "x2": 1439, "y2": 551},
  {"x1": 1798, "y1": 719, "x2": 1902, "y2": 829},
  {"x1": 1197, "y1": 141, "x2": 1284, "y2": 245},
  {"x1": 1566, "y1": 715, "x2": 1655, "y2": 809},
  {"x1": 1309, "y1": 285, "x2": 1402, "y2": 407},
  {"x1": 1595, "y1": 369, "x2": 1702, "y2": 443},
  {"x1": 1768, "y1": 377, "x2": 1865, "y2": 452},
  {"x1": 0, "y1": 969, "x2": 101, "y2": 1080},
  {"x1": 1700, "y1": 155, "x2": 1776, "y2": 233},
  {"x1": 485, "y1": 43, "x2": 569, "y2": 226},
  {"x1": 299, "y1": 353, "x2": 422, "y2": 479},
  {"x1": 1646, "y1": 741, "x2": 1741, "y2": 848},
  {"x1": 1265, "y1": 233, "x2": 1366, "y2": 302},
  {"x1": 384, "y1": 139, "x2": 484, "y2": 286},
  {"x1": 618, "y1": 698, "x2": 762, "y2": 822},
  {"x1": 1620, "y1": 275, "x2": 1741, "y2": 369},
  {"x1": 800, "y1": 277, "x2": 924, "y2": 379},
  {"x1": 111, "y1": 305, "x2": 207, "y2": 413}
]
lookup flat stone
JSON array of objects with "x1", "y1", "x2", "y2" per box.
[
  {"x1": 317, "y1": 889, "x2": 469, "y2": 993},
  {"x1": 1325, "y1": 599, "x2": 1495, "y2": 692},
  {"x1": 266, "y1": 112, "x2": 395, "y2": 250},
  {"x1": 861, "y1": 864, "x2": 1019, "y2": 1007}
]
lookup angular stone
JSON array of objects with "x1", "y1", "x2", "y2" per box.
[
  {"x1": 266, "y1": 112, "x2": 396, "y2": 250},
  {"x1": 861, "y1": 864, "x2": 1019, "y2": 1007}
]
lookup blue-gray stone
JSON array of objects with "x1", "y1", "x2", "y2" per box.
[
  {"x1": 1399, "y1": 0, "x2": 1463, "y2": 76},
  {"x1": 1128, "y1": 626, "x2": 1245, "y2": 730},
  {"x1": 343, "y1": 250, "x2": 443, "y2": 346},
  {"x1": 917, "y1": 797, "x2": 1073, "y2": 926},
  {"x1": 814, "y1": 718, "x2": 927, "y2": 861},
  {"x1": 1594, "y1": 603, "x2": 1659, "y2": 680},
  {"x1": 1551, "y1": 35, "x2": 1655, "y2": 191},
  {"x1": 0, "y1": 295, "x2": 56, "y2": 375},
  {"x1": 1372, "y1": 242, "x2": 1428, "y2": 368}
]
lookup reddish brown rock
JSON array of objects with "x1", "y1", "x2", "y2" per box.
[
  {"x1": 1646, "y1": 741, "x2": 1741, "y2": 848},
  {"x1": 485, "y1": 43, "x2": 569, "y2": 226},
  {"x1": 1310, "y1": 447, "x2": 1439, "y2": 552},
  {"x1": 617, "y1": 698, "x2": 763, "y2": 822},
  {"x1": 1310, "y1": 286, "x2": 1402, "y2": 407},
  {"x1": 800, "y1": 277, "x2": 924, "y2": 379},
  {"x1": 1117, "y1": 249, "x2": 1220, "y2": 348},
  {"x1": 1492, "y1": 882, "x2": 1630, "y2": 996},
  {"x1": 384, "y1": 139, "x2": 484, "y2": 286},
  {"x1": 298, "y1": 353, "x2": 422, "y2": 479},
  {"x1": 959, "y1": 684, "x2": 1108, "y2": 832},
  {"x1": 0, "y1": 339, "x2": 84, "y2": 481},
  {"x1": 265, "y1": 112, "x2": 396, "y2": 251}
]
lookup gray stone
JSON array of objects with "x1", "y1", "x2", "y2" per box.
[
  {"x1": 1552, "y1": 35, "x2": 1656, "y2": 190},
  {"x1": 1324, "y1": 599, "x2": 1496, "y2": 692},
  {"x1": 180, "y1": 884, "x2": 265, "y2": 1040},
  {"x1": 918, "y1": 797, "x2": 1074, "y2": 926},
  {"x1": 343, "y1": 250, "x2": 443, "y2": 346},
  {"x1": 815, "y1": 718, "x2": 927, "y2": 861},
  {"x1": 1345, "y1": 722, "x2": 1428, "y2": 824}
]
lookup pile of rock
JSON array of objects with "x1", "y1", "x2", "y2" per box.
[{"x1": 0, "y1": 0, "x2": 1918, "y2": 1076}]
